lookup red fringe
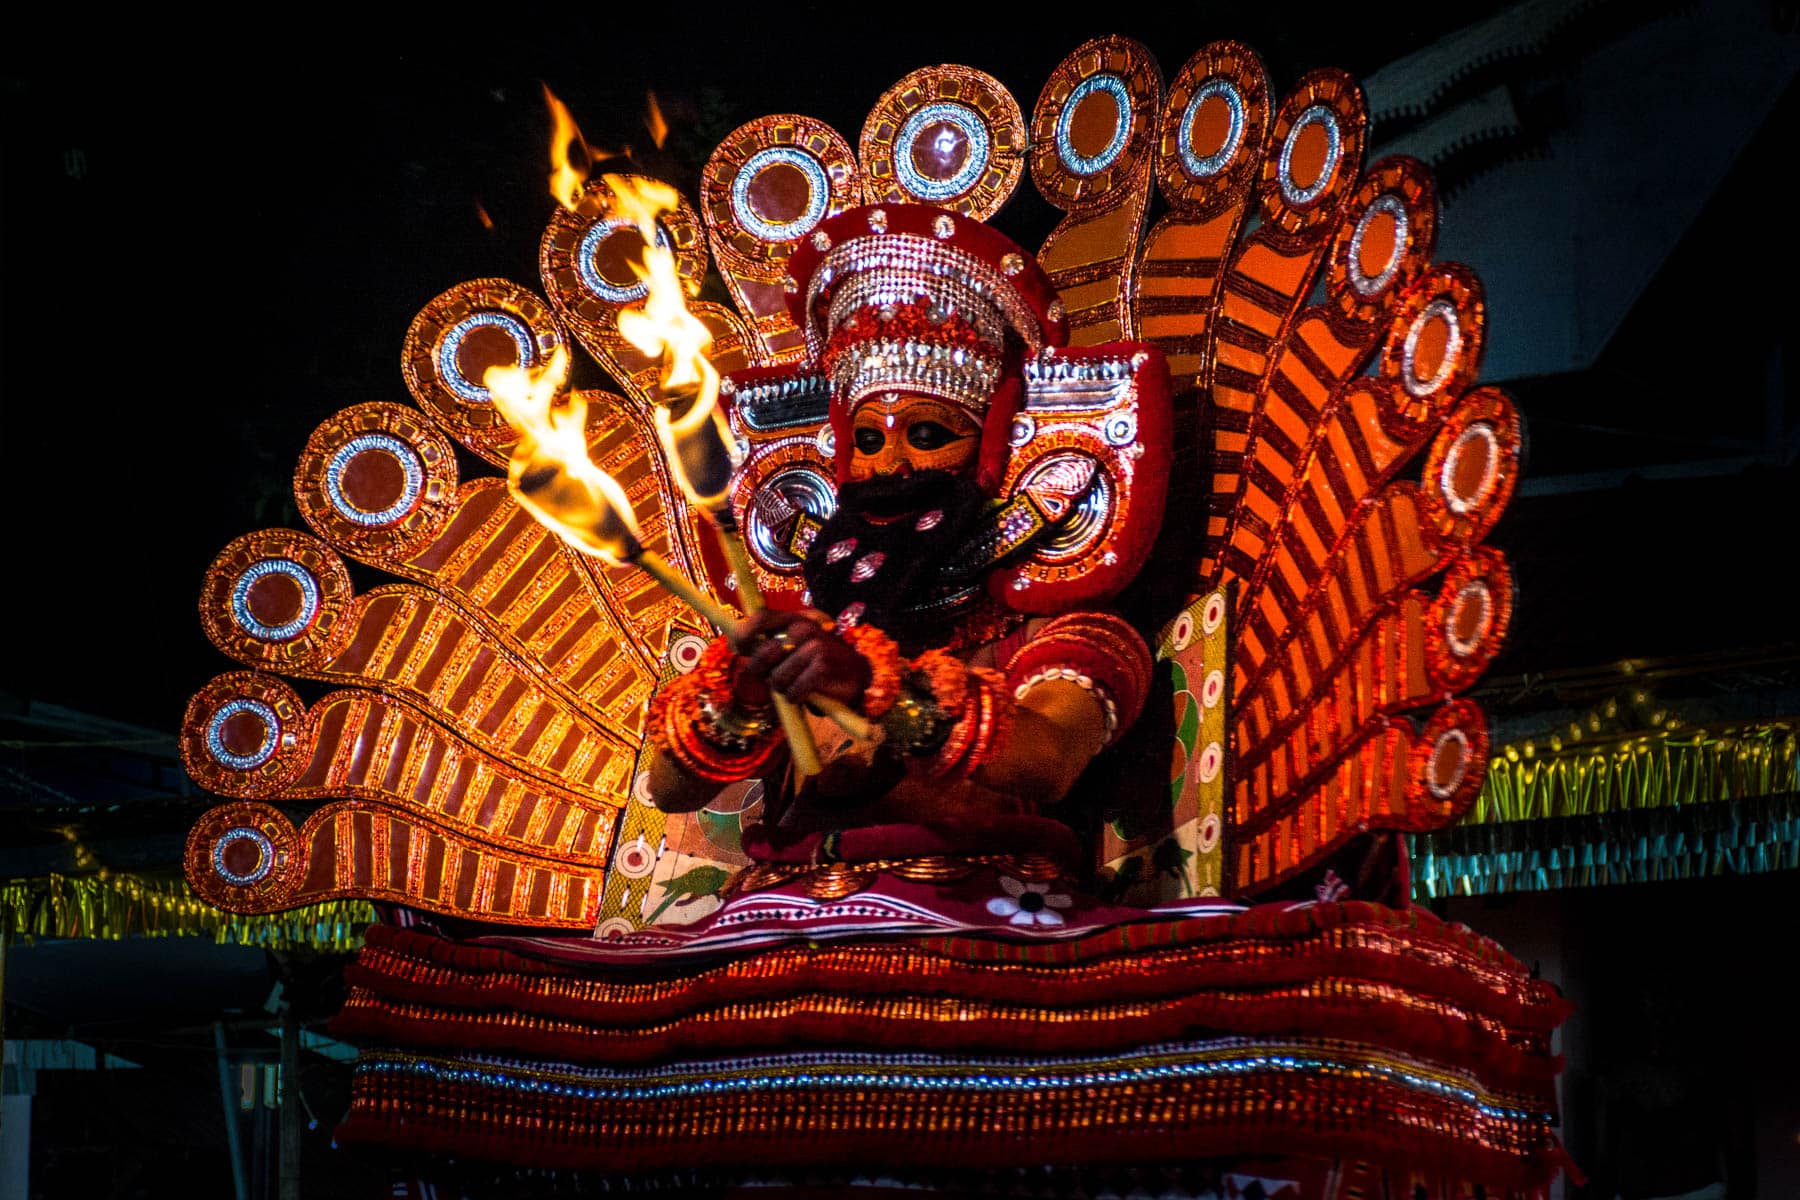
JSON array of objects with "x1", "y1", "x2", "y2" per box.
[
  {"x1": 331, "y1": 983, "x2": 1557, "y2": 1102},
  {"x1": 335, "y1": 1071, "x2": 1574, "y2": 1189},
  {"x1": 354, "y1": 902, "x2": 1570, "y2": 1036}
]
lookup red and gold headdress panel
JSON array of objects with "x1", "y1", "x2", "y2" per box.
[
  {"x1": 789, "y1": 205, "x2": 1068, "y2": 491},
  {"x1": 724, "y1": 201, "x2": 1172, "y2": 615}
]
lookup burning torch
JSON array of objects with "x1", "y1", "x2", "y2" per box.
[
  {"x1": 487, "y1": 149, "x2": 869, "y2": 779},
  {"x1": 485, "y1": 350, "x2": 843, "y2": 780},
  {"x1": 608, "y1": 176, "x2": 880, "y2": 768}
]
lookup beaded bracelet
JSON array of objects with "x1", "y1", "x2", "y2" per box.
[
  {"x1": 692, "y1": 635, "x2": 740, "y2": 706},
  {"x1": 877, "y1": 653, "x2": 1011, "y2": 782},
  {"x1": 1003, "y1": 612, "x2": 1152, "y2": 750},
  {"x1": 838, "y1": 624, "x2": 904, "y2": 718},
  {"x1": 910, "y1": 649, "x2": 971, "y2": 714},
  {"x1": 646, "y1": 636, "x2": 781, "y2": 783},
  {"x1": 924, "y1": 666, "x2": 1011, "y2": 780}
]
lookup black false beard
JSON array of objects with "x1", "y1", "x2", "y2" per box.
[{"x1": 803, "y1": 470, "x2": 990, "y2": 645}]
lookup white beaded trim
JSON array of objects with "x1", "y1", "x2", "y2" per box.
[{"x1": 1013, "y1": 668, "x2": 1120, "y2": 751}]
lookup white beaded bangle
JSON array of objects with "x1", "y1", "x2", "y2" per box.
[{"x1": 1012, "y1": 668, "x2": 1120, "y2": 752}]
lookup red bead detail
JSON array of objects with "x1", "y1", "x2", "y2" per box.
[{"x1": 841, "y1": 624, "x2": 904, "y2": 718}]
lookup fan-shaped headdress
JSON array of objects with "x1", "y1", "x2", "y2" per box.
[{"x1": 180, "y1": 35, "x2": 1517, "y2": 931}]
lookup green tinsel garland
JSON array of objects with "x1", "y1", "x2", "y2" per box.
[
  {"x1": 1412, "y1": 792, "x2": 1800, "y2": 899},
  {"x1": 1414, "y1": 720, "x2": 1800, "y2": 897},
  {"x1": 1468, "y1": 721, "x2": 1796, "y2": 825},
  {"x1": 2, "y1": 872, "x2": 372, "y2": 950}
]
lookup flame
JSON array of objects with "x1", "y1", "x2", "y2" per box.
[
  {"x1": 474, "y1": 200, "x2": 495, "y2": 230},
  {"x1": 607, "y1": 174, "x2": 712, "y2": 392},
  {"x1": 645, "y1": 91, "x2": 670, "y2": 149},
  {"x1": 485, "y1": 348, "x2": 644, "y2": 563},
  {"x1": 604, "y1": 174, "x2": 740, "y2": 508},
  {"x1": 544, "y1": 84, "x2": 591, "y2": 212}
]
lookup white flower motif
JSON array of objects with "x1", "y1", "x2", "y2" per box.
[
  {"x1": 985, "y1": 876, "x2": 1073, "y2": 927},
  {"x1": 1314, "y1": 868, "x2": 1350, "y2": 903}
]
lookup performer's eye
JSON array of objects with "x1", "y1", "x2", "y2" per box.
[
  {"x1": 906, "y1": 422, "x2": 962, "y2": 451},
  {"x1": 853, "y1": 427, "x2": 886, "y2": 455}
]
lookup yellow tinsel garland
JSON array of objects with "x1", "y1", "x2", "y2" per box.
[
  {"x1": 1468, "y1": 720, "x2": 1797, "y2": 825},
  {"x1": 1, "y1": 872, "x2": 372, "y2": 951}
]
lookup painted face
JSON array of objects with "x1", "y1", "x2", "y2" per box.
[{"x1": 847, "y1": 392, "x2": 981, "y2": 483}]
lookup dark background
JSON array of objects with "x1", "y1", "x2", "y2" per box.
[{"x1": 3, "y1": 8, "x2": 1797, "y2": 1197}]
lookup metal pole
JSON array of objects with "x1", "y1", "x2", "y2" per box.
[
  {"x1": 1, "y1": 932, "x2": 8, "y2": 1131},
  {"x1": 212, "y1": 1021, "x2": 248, "y2": 1200},
  {"x1": 279, "y1": 1003, "x2": 300, "y2": 1200}
]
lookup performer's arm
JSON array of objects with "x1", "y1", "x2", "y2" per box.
[
  {"x1": 647, "y1": 610, "x2": 1148, "y2": 814},
  {"x1": 646, "y1": 746, "x2": 734, "y2": 814},
  {"x1": 972, "y1": 610, "x2": 1153, "y2": 802},
  {"x1": 645, "y1": 609, "x2": 867, "y2": 813},
  {"x1": 968, "y1": 679, "x2": 1109, "y2": 804},
  {"x1": 844, "y1": 610, "x2": 1150, "y2": 805}
]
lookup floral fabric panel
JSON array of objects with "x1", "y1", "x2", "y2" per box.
[
  {"x1": 593, "y1": 624, "x2": 761, "y2": 935},
  {"x1": 1101, "y1": 588, "x2": 1227, "y2": 904}
]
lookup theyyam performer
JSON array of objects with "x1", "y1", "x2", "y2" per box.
[
  {"x1": 178, "y1": 35, "x2": 1565, "y2": 1192},
  {"x1": 648, "y1": 203, "x2": 1161, "y2": 845}
]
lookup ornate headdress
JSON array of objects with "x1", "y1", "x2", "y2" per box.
[
  {"x1": 725, "y1": 201, "x2": 1173, "y2": 613},
  {"x1": 786, "y1": 204, "x2": 1086, "y2": 504},
  {"x1": 797, "y1": 204, "x2": 1068, "y2": 491}
]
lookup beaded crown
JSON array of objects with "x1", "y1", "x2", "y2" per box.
[{"x1": 805, "y1": 203, "x2": 1064, "y2": 417}]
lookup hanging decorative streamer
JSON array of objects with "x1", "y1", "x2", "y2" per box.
[
  {"x1": 3, "y1": 872, "x2": 372, "y2": 951},
  {"x1": 1411, "y1": 721, "x2": 1799, "y2": 898},
  {"x1": 1467, "y1": 721, "x2": 1796, "y2": 824},
  {"x1": 1411, "y1": 792, "x2": 1800, "y2": 898}
]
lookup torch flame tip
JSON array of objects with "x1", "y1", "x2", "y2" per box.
[
  {"x1": 645, "y1": 90, "x2": 670, "y2": 149},
  {"x1": 544, "y1": 84, "x2": 592, "y2": 212}
]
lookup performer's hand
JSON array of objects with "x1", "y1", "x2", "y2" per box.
[{"x1": 736, "y1": 610, "x2": 872, "y2": 711}]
